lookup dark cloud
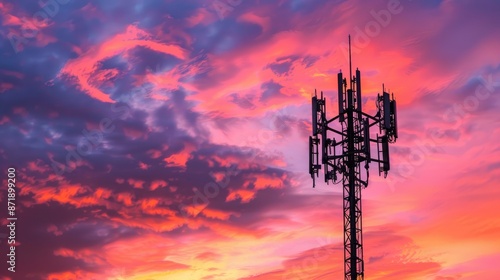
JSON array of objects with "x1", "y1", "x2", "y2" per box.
[{"x1": 260, "y1": 80, "x2": 285, "y2": 103}]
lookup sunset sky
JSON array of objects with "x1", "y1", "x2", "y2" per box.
[{"x1": 0, "y1": 0, "x2": 499, "y2": 279}]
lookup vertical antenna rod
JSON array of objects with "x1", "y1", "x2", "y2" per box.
[{"x1": 349, "y1": 35, "x2": 353, "y2": 90}]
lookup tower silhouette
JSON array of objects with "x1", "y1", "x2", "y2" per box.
[{"x1": 308, "y1": 36, "x2": 398, "y2": 280}]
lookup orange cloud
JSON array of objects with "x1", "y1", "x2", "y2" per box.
[
  {"x1": 58, "y1": 24, "x2": 188, "y2": 103},
  {"x1": 226, "y1": 189, "x2": 256, "y2": 203},
  {"x1": 163, "y1": 143, "x2": 196, "y2": 167}
]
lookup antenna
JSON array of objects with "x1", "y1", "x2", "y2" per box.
[
  {"x1": 383, "y1": 92, "x2": 391, "y2": 130},
  {"x1": 376, "y1": 135, "x2": 390, "y2": 177},
  {"x1": 349, "y1": 34, "x2": 353, "y2": 90},
  {"x1": 321, "y1": 102, "x2": 328, "y2": 183},
  {"x1": 309, "y1": 136, "x2": 313, "y2": 175},
  {"x1": 363, "y1": 118, "x2": 370, "y2": 164},
  {"x1": 391, "y1": 98, "x2": 398, "y2": 140},
  {"x1": 309, "y1": 134, "x2": 321, "y2": 188},
  {"x1": 307, "y1": 36, "x2": 399, "y2": 280},
  {"x1": 312, "y1": 95, "x2": 318, "y2": 135},
  {"x1": 356, "y1": 69, "x2": 362, "y2": 112},
  {"x1": 323, "y1": 139, "x2": 329, "y2": 183},
  {"x1": 338, "y1": 72, "x2": 345, "y2": 122},
  {"x1": 347, "y1": 89, "x2": 353, "y2": 110}
]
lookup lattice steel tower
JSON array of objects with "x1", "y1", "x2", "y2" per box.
[{"x1": 308, "y1": 36, "x2": 398, "y2": 280}]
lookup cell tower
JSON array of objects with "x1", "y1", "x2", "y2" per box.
[{"x1": 308, "y1": 36, "x2": 398, "y2": 280}]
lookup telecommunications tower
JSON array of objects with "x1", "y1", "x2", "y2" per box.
[{"x1": 308, "y1": 36, "x2": 398, "y2": 280}]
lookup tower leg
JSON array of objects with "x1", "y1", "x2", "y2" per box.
[{"x1": 344, "y1": 91, "x2": 364, "y2": 280}]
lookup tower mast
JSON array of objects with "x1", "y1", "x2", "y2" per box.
[{"x1": 308, "y1": 36, "x2": 399, "y2": 280}]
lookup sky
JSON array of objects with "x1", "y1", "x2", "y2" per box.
[{"x1": 0, "y1": 0, "x2": 499, "y2": 279}]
